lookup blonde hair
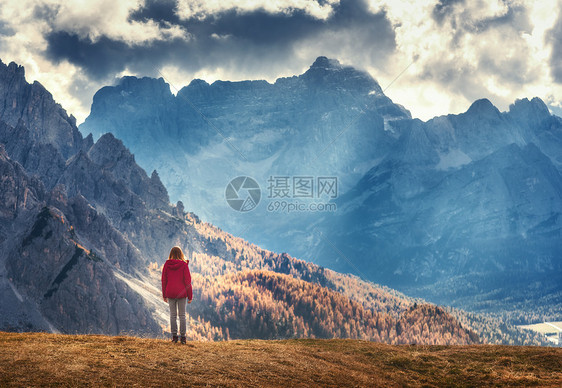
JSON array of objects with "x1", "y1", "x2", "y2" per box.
[{"x1": 168, "y1": 246, "x2": 186, "y2": 261}]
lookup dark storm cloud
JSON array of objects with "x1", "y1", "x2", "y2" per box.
[
  {"x1": 549, "y1": 11, "x2": 562, "y2": 83},
  {"x1": 0, "y1": 20, "x2": 15, "y2": 37},
  {"x1": 128, "y1": 0, "x2": 181, "y2": 26},
  {"x1": 42, "y1": 0, "x2": 396, "y2": 81},
  {"x1": 129, "y1": 0, "x2": 385, "y2": 46},
  {"x1": 44, "y1": 31, "x2": 189, "y2": 80}
]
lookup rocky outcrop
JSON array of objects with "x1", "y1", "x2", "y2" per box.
[
  {"x1": 0, "y1": 143, "x2": 45, "y2": 237},
  {"x1": 0, "y1": 60, "x2": 82, "y2": 159},
  {"x1": 0, "y1": 139, "x2": 161, "y2": 334},
  {"x1": 0, "y1": 120, "x2": 66, "y2": 190},
  {"x1": 87, "y1": 133, "x2": 170, "y2": 210},
  {"x1": 0, "y1": 60, "x2": 167, "y2": 336},
  {"x1": 5, "y1": 204, "x2": 159, "y2": 335}
]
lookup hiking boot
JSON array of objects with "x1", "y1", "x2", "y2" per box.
[
  {"x1": 172, "y1": 335, "x2": 178, "y2": 343},
  {"x1": 180, "y1": 336, "x2": 186, "y2": 344}
]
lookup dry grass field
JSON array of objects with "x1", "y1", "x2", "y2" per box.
[{"x1": 1, "y1": 332, "x2": 561, "y2": 387}]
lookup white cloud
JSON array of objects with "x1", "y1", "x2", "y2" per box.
[
  {"x1": 40, "y1": 0, "x2": 188, "y2": 44},
  {"x1": 176, "y1": 0, "x2": 341, "y2": 21},
  {"x1": 360, "y1": 0, "x2": 562, "y2": 120}
]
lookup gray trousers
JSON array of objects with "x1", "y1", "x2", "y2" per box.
[{"x1": 168, "y1": 298, "x2": 187, "y2": 336}]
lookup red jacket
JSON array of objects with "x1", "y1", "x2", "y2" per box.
[{"x1": 161, "y1": 259, "x2": 192, "y2": 300}]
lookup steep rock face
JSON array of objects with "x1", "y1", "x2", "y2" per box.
[
  {"x1": 56, "y1": 142, "x2": 174, "y2": 253},
  {"x1": 80, "y1": 56, "x2": 410, "y2": 229},
  {"x1": 0, "y1": 60, "x2": 82, "y2": 158},
  {"x1": 6, "y1": 206, "x2": 159, "y2": 335},
  {"x1": 0, "y1": 144, "x2": 53, "y2": 332},
  {"x1": 0, "y1": 144, "x2": 45, "y2": 241},
  {"x1": 0, "y1": 120, "x2": 66, "y2": 190},
  {"x1": 507, "y1": 98, "x2": 562, "y2": 170},
  {"x1": 0, "y1": 58, "x2": 176, "y2": 271},
  {"x1": 313, "y1": 140, "x2": 562, "y2": 309},
  {"x1": 87, "y1": 133, "x2": 170, "y2": 210},
  {"x1": 49, "y1": 192, "x2": 145, "y2": 273},
  {"x1": 58, "y1": 149, "x2": 145, "y2": 222},
  {"x1": 0, "y1": 60, "x2": 167, "y2": 335},
  {"x1": 0, "y1": 145, "x2": 160, "y2": 335},
  {"x1": 507, "y1": 97, "x2": 552, "y2": 132}
]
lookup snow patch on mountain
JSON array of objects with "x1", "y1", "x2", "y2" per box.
[{"x1": 436, "y1": 149, "x2": 472, "y2": 170}]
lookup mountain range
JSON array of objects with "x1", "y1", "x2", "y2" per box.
[
  {"x1": 3, "y1": 58, "x2": 537, "y2": 345},
  {"x1": 79, "y1": 57, "x2": 562, "y2": 317},
  {"x1": 79, "y1": 57, "x2": 410, "y2": 246},
  {"x1": 312, "y1": 98, "x2": 562, "y2": 312}
]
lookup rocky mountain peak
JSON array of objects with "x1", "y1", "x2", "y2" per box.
[
  {"x1": 310, "y1": 56, "x2": 343, "y2": 70},
  {"x1": 5, "y1": 60, "x2": 26, "y2": 77},
  {"x1": 509, "y1": 97, "x2": 549, "y2": 115},
  {"x1": 118, "y1": 76, "x2": 172, "y2": 96},
  {"x1": 89, "y1": 76, "x2": 174, "y2": 121},
  {"x1": 88, "y1": 132, "x2": 135, "y2": 167},
  {"x1": 507, "y1": 97, "x2": 552, "y2": 129},
  {"x1": 150, "y1": 169, "x2": 162, "y2": 182},
  {"x1": 148, "y1": 170, "x2": 170, "y2": 207},
  {"x1": 465, "y1": 98, "x2": 500, "y2": 116},
  {"x1": 0, "y1": 59, "x2": 83, "y2": 159},
  {"x1": 85, "y1": 132, "x2": 171, "y2": 210},
  {"x1": 187, "y1": 78, "x2": 210, "y2": 88},
  {"x1": 82, "y1": 133, "x2": 94, "y2": 152},
  {"x1": 302, "y1": 56, "x2": 382, "y2": 93}
]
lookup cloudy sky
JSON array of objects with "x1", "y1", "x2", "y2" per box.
[{"x1": 0, "y1": 0, "x2": 561, "y2": 123}]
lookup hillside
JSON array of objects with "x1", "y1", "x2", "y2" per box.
[
  {"x1": 192, "y1": 270, "x2": 478, "y2": 344},
  {"x1": 1, "y1": 332, "x2": 561, "y2": 387}
]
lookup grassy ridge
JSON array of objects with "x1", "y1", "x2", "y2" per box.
[{"x1": 1, "y1": 332, "x2": 561, "y2": 387}]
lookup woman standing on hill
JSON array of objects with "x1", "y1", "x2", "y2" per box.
[{"x1": 161, "y1": 246, "x2": 193, "y2": 344}]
